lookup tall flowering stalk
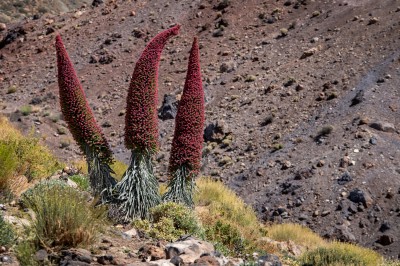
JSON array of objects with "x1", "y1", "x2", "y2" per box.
[
  {"x1": 163, "y1": 37, "x2": 205, "y2": 207},
  {"x1": 114, "y1": 25, "x2": 180, "y2": 220},
  {"x1": 56, "y1": 35, "x2": 116, "y2": 196}
]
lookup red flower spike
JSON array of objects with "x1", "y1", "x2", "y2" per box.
[
  {"x1": 124, "y1": 25, "x2": 180, "y2": 153},
  {"x1": 56, "y1": 34, "x2": 113, "y2": 164},
  {"x1": 168, "y1": 37, "x2": 205, "y2": 176}
]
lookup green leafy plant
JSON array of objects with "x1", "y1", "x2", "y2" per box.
[
  {"x1": 204, "y1": 219, "x2": 246, "y2": 256},
  {"x1": 69, "y1": 174, "x2": 90, "y2": 191},
  {"x1": 15, "y1": 240, "x2": 39, "y2": 266},
  {"x1": 20, "y1": 105, "x2": 32, "y2": 116},
  {"x1": 0, "y1": 116, "x2": 61, "y2": 183},
  {"x1": 0, "y1": 214, "x2": 14, "y2": 247},
  {"x1": 133, "y1": 201, "x2": 203, "y2": 242}
]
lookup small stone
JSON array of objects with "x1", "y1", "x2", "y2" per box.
[
  {"x1": 348, "y1": 188, "x2": 373, "y2": 208},
  {"x1": 1, "y1": 256, "x2": 10, "y2": 263},
  {"x1": 368, "y1": 17, "x2": 379, "y2": 25},
  {"x1": 321, "y1": 210, "x2": 331, "y2": 217},
  {"x1": 338, "y1": 172, "x2": 352, "y2": 185},
  {"x1": 0, "y1": 23, "x2": 6, "y2": 31},
  {"x1": 34, "y1": 249, "x2": 48, "y2": 262},
  {"x1": 124, "y1": 228, "x2": 137, "y2": 238},
  {"x1": 317, "y1": 160, "x2": 325, "y2": 167},
  {"x1": 74, "y1": 11, "x2": 84, "y2": 18},
  {"x1": 281, "y1": 160, "x2": 292, "y2": 170},
  {"x1": 300, "y1": 47, "x2": 319, "y2": 59},
  {"x1": 245, "y1": 75, "x2": 257, "y2": 82},
  {"x1": 369, "y1": 121, "x2": 395, "y2": 133}
]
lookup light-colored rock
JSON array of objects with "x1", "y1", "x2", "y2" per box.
[
  {"x1": 148, "y1": 259, "x2": 174, "y2": 266},
  {"x1": 67, "y1": 178, "x2": 78, "y2": 188},
  {"x1": 3, "y1": 215, "x2": 30, "y2": 228},
  {"x1": 165, "y1": 238, "x2": 214, "y2": 264},
  {"x1": 124, "y1": 228, "x2": 138, "y2": 238},
  {"x1": 0, "y1": 23, "x2": 6, "y2": 31}
]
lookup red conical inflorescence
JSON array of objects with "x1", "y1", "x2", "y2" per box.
[
  {"x1": 124, "y1": 24, "x2": 180, "y2": 154},
  {"x1": 168, "y1": 37, "x2": 205, "y2": 177},
  {"x1": 56, "y1": 34, "x2": 113, "y2": 164}
]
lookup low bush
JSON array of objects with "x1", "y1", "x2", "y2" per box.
[
  {"x1": 204, "y1": 219, "x2": 246, "y2": 256},
  {"x1": 133, "y1": 201, "x2": 203, "y2": 242},
  {"x1": 194, "y1": 177, "x2": 265, "y2": 256},
  {"x1": 266, "y1": 223, "x2": 326, "y2": 251},
  {"x1": 15, "y1": 240, "x2": 39, "y2": 266},
  {"x1": 0, "y1": 214, "x2": 14, "y2": 247},
  {"x1": 0, "y1": 142, "x2": 18, "y2": 190},
  {"x1": 20, "y1": 105, "x2": 32, "y2": 116},
  {"x1": 21, "y1": 181, "x2": 105, "y2": 249},
  {"x1": 300, "y1": 242, "x2": 383, "y2": 266},
  {"x1": 69, "y1": 174, "x2": 90, "y2": 191},
  {"x1": 0, "y1": 116, "x2": 61, "y2": 185}
]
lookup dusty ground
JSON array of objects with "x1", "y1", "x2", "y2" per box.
[{"x1": 1, "y1": 0, "x2": 400, "y2": 259}]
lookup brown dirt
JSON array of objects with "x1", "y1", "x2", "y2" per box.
[{"x1": 1, "y1": 0, "x2": 400, "y2": 259}]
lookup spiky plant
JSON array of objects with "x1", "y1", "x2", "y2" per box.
[
  {"x1": 114, "y1": 25, "x2": 181, "y2": 220},
  {"x1": 56, "y1": 35, "x2": 116, "y2": 197},
  {"x1": 163, "y1": 37, "x2": 205, "y2": 207}
]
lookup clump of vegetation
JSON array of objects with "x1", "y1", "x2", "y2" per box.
[
  {"x1": 300, "y1": 242, "x2": 383, "y2": 266},
  {"x1": 317, "y1": 125, "x2": 334, "y2": 137},
  {"x1": 0, "y1": 214, "x2": 14, "y2": 247},
  {"x1": 7, "y1": 85, "x2": 17, "y2": 94},
  {"x1": 0, "y1": 116, "x2": 61, "y2": 187},
  {"x1": 15, "y1": 241, "x2": 39, "y2": 266},
  {"x1": 272, "y1": 143, "x2": 284, "y2": 151},
  {"x1": 21, "y1": 181, "x2": 105, "y2": 249},
  {"x1": 266, "y1": 223, "x2": 326, "y2": 251},
  {"x1": 69, "y1": 174, "x2": 90, "y2": 191},
  {"x1": 133, "y1": 201, "x2": 202, "y2": 242},
  {"x1": 194, "y1": 177, "x2": 265, "y2": 256},
  {"x1": 204, "y1": 219, "x2": 246, "y2": 256},
  {"x1": 20, "y1": 105, "x2": 32, "y2": 116}
]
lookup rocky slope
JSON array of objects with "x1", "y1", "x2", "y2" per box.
[{"x1": 1, "y1": 0, "x2": 400, "y2": 259}]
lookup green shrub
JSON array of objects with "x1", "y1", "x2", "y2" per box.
[
  {"x1": 204, "y1": 219, "x2": 246, "y2": 256},
  {"x1": 7, "y1": 85, "x2": 17, "y2": 94},
  {"x1": 195, "y1": 178, "x2": 265, "y2": 256},
  {"x1": 266, "y1": 223, "x2": 325, "y2": 251},
  {"x1": 0, "y1": 214, "x2": 14, "y2": 247},
  {"x1": 133, "y1": 202, "x2": 203, "y2": 242},
  {"x1": 21, "y1": 181, "x2": 104, "y2": 249},
  {"x1": 15, "y1": 240, "x2": 39, "y2": 266},
  {"x1": 0, "y1": 142, "x2": 18, "y2": 190},
  {"x1": 0, "y1": 116, "x2": 62, "y2": 182},
  {"x1": 69, "y1": 175, "x2": 90, "y2": 191},
  {"x1": 20, "y1": 105, "x2": 32, "y2": 116},
  {"x1": 300, "y1": 242, "x2": 383, "y2": 266}
]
